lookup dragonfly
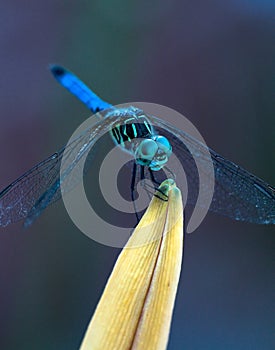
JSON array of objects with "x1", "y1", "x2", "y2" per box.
[{"x1": 0, "y1": 65, "x2": 274, "y2": 228}]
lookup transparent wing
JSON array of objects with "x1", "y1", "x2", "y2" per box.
[
  {"x1": 0, "y1": 151, "x2": 63, "y2": 226},
  {"x1": 0, "y1": 112, "x2": 113, "y2": 227},
  {"x1": 152, "y1": 116, "x2": 275, "y2": 224}
]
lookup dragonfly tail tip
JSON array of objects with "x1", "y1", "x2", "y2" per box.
[{"x1": 49, "y1": 64, "x2": 66, "y2": 77}]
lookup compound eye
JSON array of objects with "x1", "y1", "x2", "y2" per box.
[
  {"x1": 155, "y1": 136, "x2": 172, "y2": 154},
  {"x1": 138, "y1": 139, "x2": 158, "y2": 159}
]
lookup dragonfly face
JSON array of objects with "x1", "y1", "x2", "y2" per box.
[
  {"x1": 135, "y1": 135, "x2": 172, "y2": 171},
  {"x1": 109, "y1": 110, "x2": 172, "y2": 171}
]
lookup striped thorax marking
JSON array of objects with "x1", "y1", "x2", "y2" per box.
[{"x1": 110, "y1": 115, "x2": 153, "y2": 150}]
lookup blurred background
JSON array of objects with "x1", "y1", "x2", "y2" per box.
[{"x1": 0, "y1": 1, "x2": 274, "y2": 349}]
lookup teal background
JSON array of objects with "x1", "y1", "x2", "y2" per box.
[{"x1": 0, "y1": 1, "x2": 274, "y2": 349}]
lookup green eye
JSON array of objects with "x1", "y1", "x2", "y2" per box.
[
  {"x1": 138, "y1": 139, "x2": 158, "y2": 159},
  {"x1": 154, "y1": 136, "x2": 172, "y2": 153}
]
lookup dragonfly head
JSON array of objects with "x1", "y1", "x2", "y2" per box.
[{"x1": 135, "y1": 136, "x2": 172, "y2": 171}]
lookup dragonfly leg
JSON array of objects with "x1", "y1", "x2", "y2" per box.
[
  {"x1": 163, "y1": 165, "x2": 176, "y2": 181},
  {"x1": 140, "y1": 166, "x2": 153, "y2": 201},
  {"x1": 131, "y1": 163, "x2": 169, "y2": 226},
  {"x1": 143, "y1": 168, "x2": 168, "y2": 201},
  {"x1": 130, "y1": 162, "x2": 140, "y2": 222},
  {"x1": 148, "y1": 168, "x2": 162, "y2": 186}
]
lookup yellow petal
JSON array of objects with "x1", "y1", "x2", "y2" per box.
[{"x1": 80, "y1": 179, "x2": 183, "y2": 350}]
